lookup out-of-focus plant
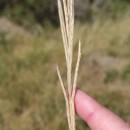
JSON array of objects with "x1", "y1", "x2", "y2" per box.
[{"x1": 0, "y1": 0, "x2": 130, "y2": 26}]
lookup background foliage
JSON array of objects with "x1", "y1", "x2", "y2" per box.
[
  {"x1": 0, "y1": 0, "x2": 130, "y2": 26},
  {"x1": 0, "y1": 0, "x2": 130, "y2": 130}
]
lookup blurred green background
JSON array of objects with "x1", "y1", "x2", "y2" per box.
[{"x1": 0, "y1": 0, "x2": 130, "y2": 130}]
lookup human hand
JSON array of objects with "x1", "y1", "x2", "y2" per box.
[{"x1": 75, "y1": 89, "x2": 130, "y2": 130}]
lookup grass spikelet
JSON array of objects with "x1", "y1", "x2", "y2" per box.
[{"x1": 57, "y1": 0, "x2": 81, "y2": 130}]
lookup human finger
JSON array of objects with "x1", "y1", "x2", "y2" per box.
[{"x1": 75, "y1": 89, "x2": 130, "y2": 130}]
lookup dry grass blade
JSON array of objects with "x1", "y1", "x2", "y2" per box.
[
  {"x1": 72, "y1": 41, "x2": 81, "y2": 99},
  {"x1": 57, "y1": 0, "x2": 81, "y2": 130}
]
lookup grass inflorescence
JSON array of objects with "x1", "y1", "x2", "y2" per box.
[{"x1": 57, "y1": 0, "x2": 81, "y2": 130}]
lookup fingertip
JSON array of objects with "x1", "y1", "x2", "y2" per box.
[
  {"x1": 75, "y1": 89, "x2": 130, "y2": 130},
  {"x1": 75, "y1": 89, "x2": 100, "y2": 122}
]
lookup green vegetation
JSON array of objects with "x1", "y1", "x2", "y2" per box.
[
  {"x1": 0, "y1": 14, "x2": 130, "y2": 129},
  {"x1": 121, "y1": 63, "x2": 130, "y2": 82},
  {"x1": 0, "y1": 1, "x2": 130, "y2": 130},
  {"x1": 0, "y1": 0, "x2": 130, "y2": 27},
  {"x1": 104, "y1": 69, "x2": 119, "y2": 83}
]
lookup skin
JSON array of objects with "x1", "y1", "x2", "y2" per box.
[{"x1": 75, "y1": 89, "x2": 130, "y2": 130}]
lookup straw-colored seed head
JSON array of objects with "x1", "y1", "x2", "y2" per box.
[{"x1": 57, "y1": 0, "x2": 81, "y2": 130}]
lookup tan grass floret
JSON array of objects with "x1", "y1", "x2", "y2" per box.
[{"x1": 57, "y1": 0, "x2": 81, "y2": 130}]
